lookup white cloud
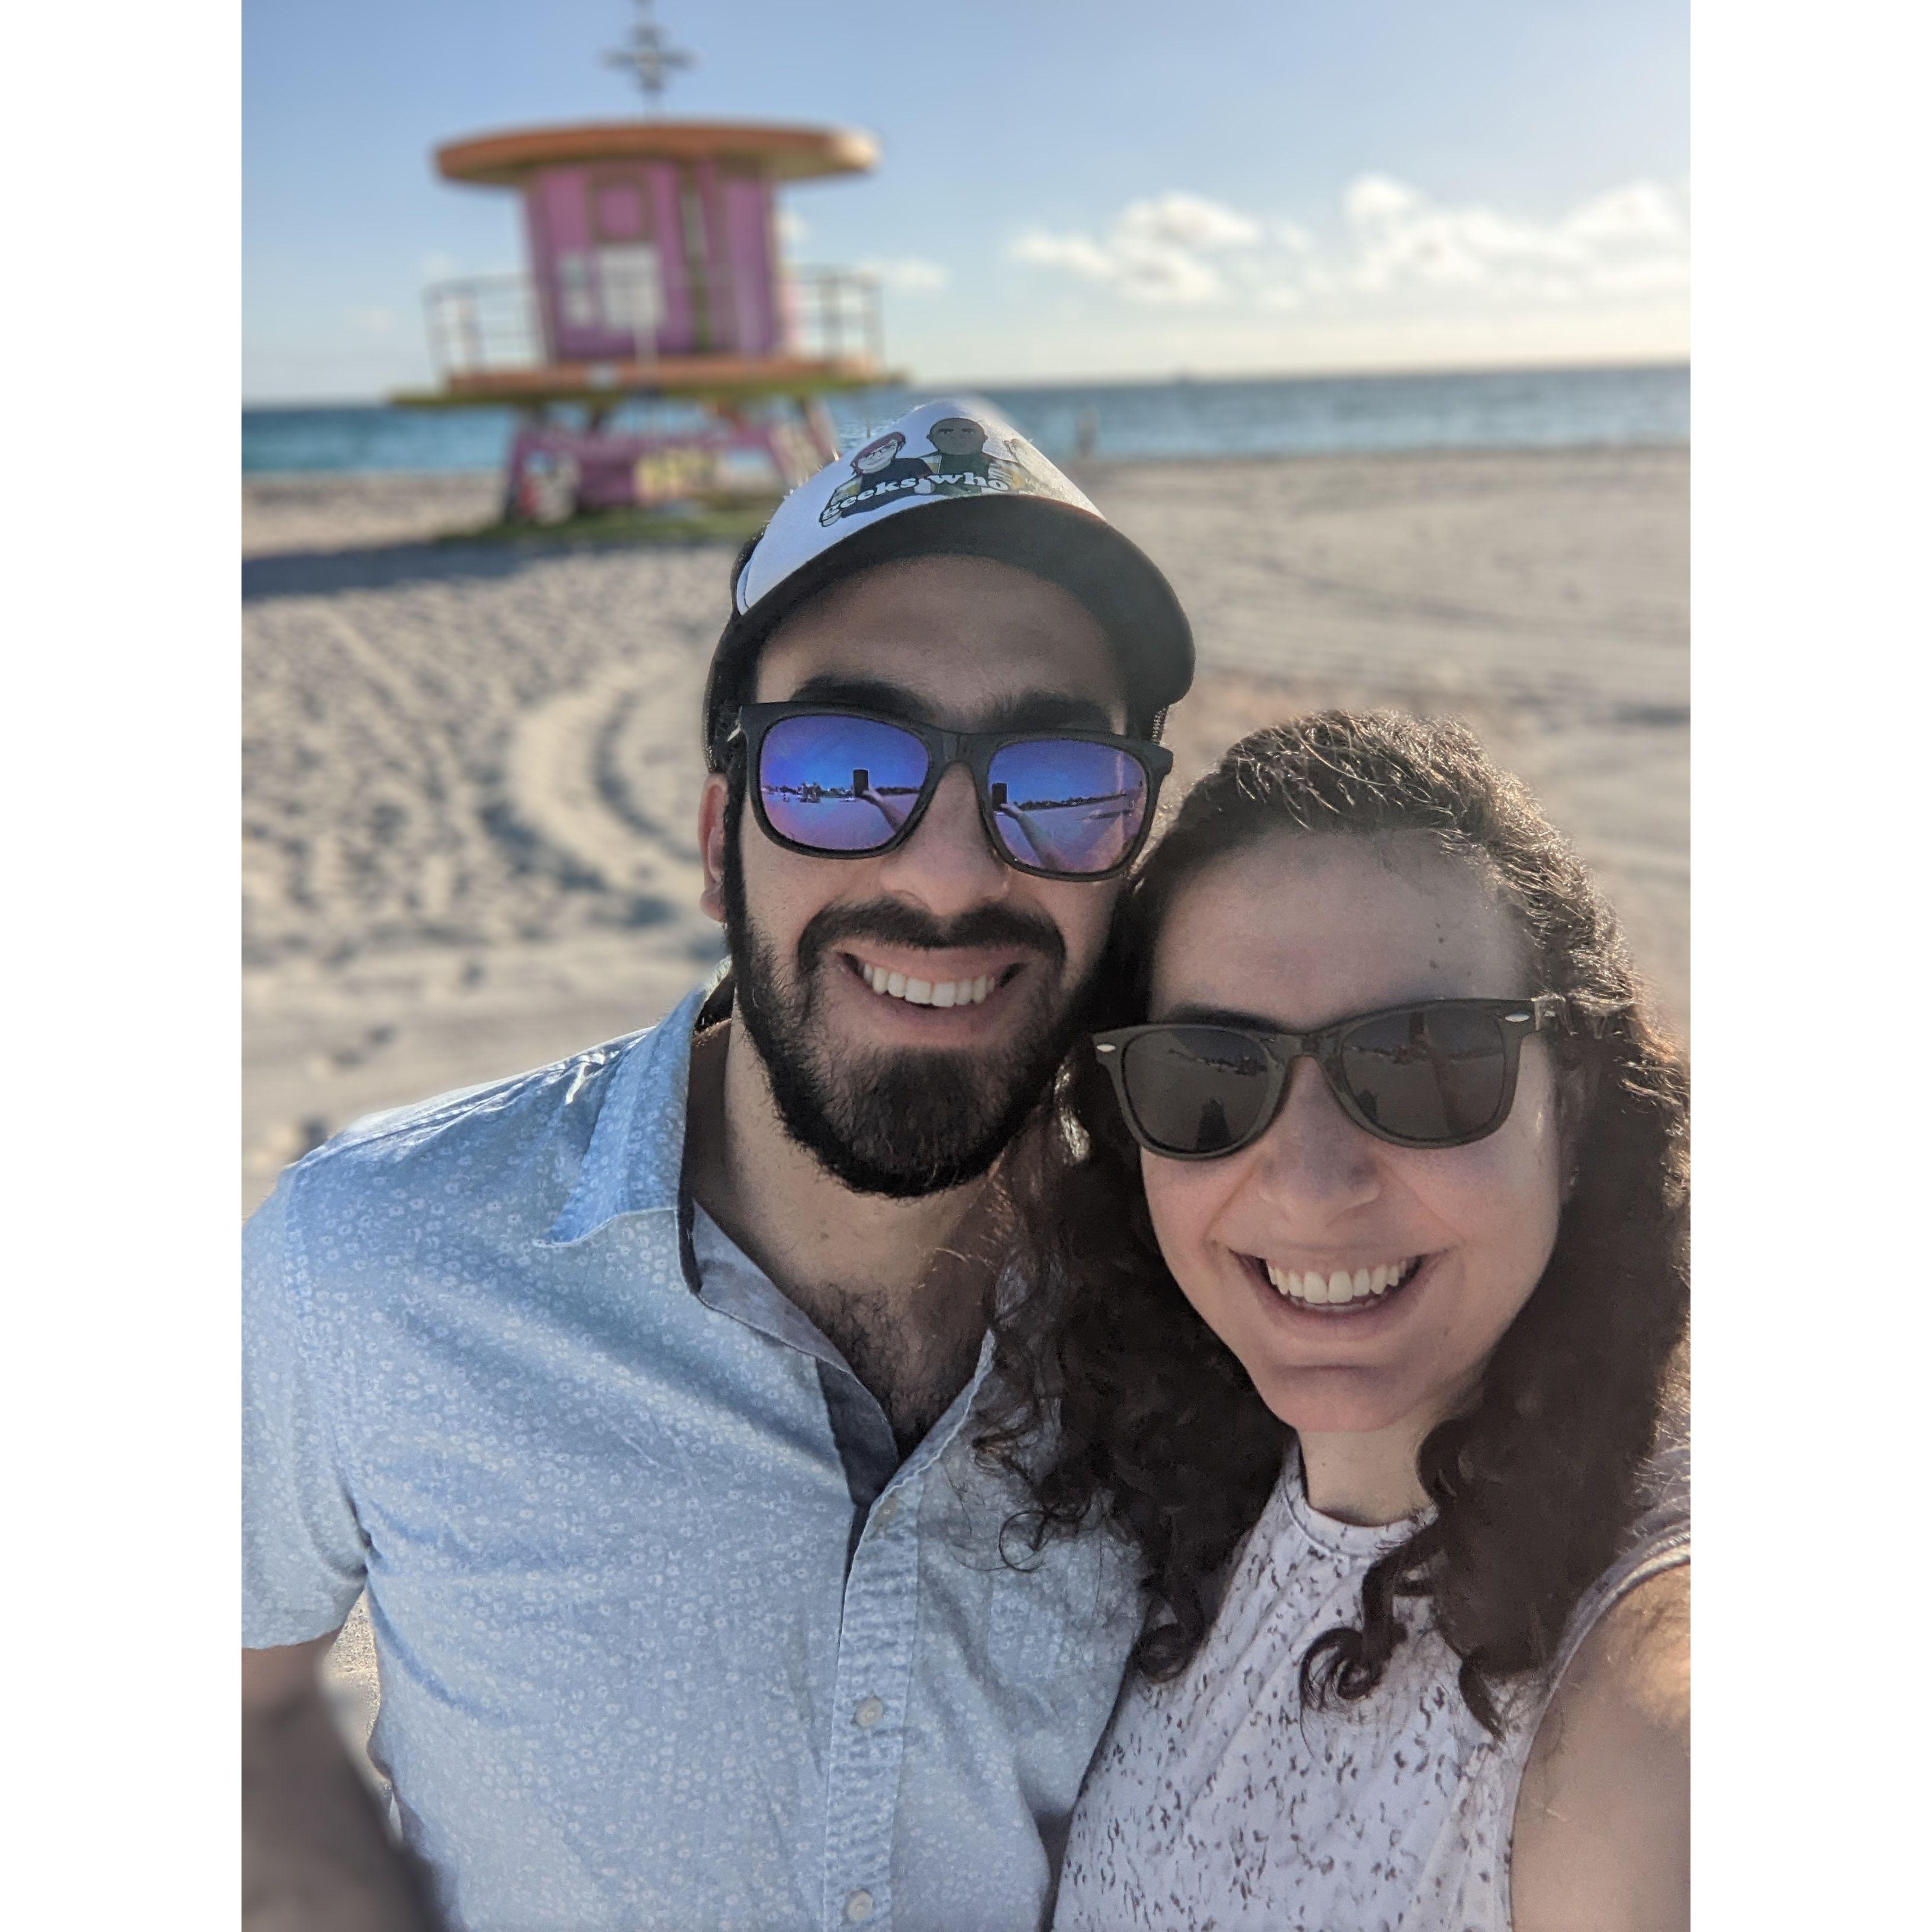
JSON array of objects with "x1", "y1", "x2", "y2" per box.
[
  {"x1": 861, "y1": 256, "x2": 951, "y2": 294},
  {"x1": 347, "y1": 307, "x2": 395, "y2": 336},
  {"x1": 776, "y1": 210, "x2": 809, "y2": 249},
  {"x1": 1116, "y1": 191, "x2": 1263, "y2": 251},
  {"x1": 1012, "y1": 231, "x2": 1120, "y2": 281},
  {"x1": 1342, "y1": 174, "x2": 1424, "y2": 227},
  {"x1": 1012, "y1": 173, "x2": 1690, "y2": 321},
  {"x1": 1562, "y1": 181, "x2": 1686, "y2": 248},
  {"x1": 1012, "y1": 192, "x2": 1264, "y2": 305}
]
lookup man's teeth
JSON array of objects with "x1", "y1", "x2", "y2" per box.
[
  {"x1": 859, "y1": 962, "x2": 994, "y2": 1007},
  {"x1": 1262, "y1": 1258, "x2": 1417, "y2": 1306}
]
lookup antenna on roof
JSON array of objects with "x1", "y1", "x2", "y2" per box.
[{"x1": 603, "y1": 1, "x2": 697, "y2": 112}]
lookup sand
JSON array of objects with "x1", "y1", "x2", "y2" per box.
[{"x1": 243, "y1": 446, "x2": 1687, "y2": 1220}]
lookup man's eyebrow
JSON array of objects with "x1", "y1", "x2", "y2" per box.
[
  {"x1": 777, "y1": 677, "x2": 1123, "y2": 735},
  {"x1": 977, "y1": 693, "x2": 1120, "y2": 733},
  {"x1": 783, "y1": 674, "x2": 937, "y2": 720}
]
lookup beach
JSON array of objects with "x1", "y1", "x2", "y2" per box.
[{"x1": 243, "y1": 445, "x2": 1687, "y2": 1221}]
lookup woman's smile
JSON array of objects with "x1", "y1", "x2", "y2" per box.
[{"x1": 1244, "y1": 1248, "x2": 1430, "y2": 1313}]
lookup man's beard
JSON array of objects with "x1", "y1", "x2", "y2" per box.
[{"x1": 722, "y1": 832, "x2": 1093, "y2": 1199}]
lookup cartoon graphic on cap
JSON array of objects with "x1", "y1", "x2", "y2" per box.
[
  {"x1": 817, "y1": 431, "x2": 935, "y2": 524},
  {"x1": 924, "y1": 416, "x2": 1054, "y2": 498},
  {"x1": 819, "y1": 416, "x2": 1051, "y2": 525}
]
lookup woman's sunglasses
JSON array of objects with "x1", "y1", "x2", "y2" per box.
[
  {"x1": 1093, "y1": 995, "x2": 1567, "y2": 1157},
  {"x1": 735, "y1": 703, "x2": 1174, "y2": 881}
]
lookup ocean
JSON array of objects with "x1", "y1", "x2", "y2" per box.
[{"x1": 243, "y1": 363, "x2": 1687, "y2": 475}]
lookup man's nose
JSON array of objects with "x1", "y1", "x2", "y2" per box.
[
  {"x1": 874, "y1": 762, "x2": 1012, "y2": 916},
  {"x1": 1248, "y1": 1059, "x2": 1383, "y2": 1213}
]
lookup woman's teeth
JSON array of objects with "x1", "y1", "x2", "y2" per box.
[
  {"x1": 859, "y1": 961, "x2": 994, "y2": 1008},
  {"x1": 1263, "y1": 1258, "x2": 1419, "y2": 1308}
]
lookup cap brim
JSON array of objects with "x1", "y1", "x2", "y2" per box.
[{"x1": 705, "y1": 494, "x2": 1193, "y2": 766}]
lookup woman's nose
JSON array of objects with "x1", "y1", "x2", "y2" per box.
[
  {"x1": 1248, "y1": 1058, "x2": 1383, "y2": 1210},
  {"x1": 874, "y1": 761, "x2": 1011, "y2": 913}
]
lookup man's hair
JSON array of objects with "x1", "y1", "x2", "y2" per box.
[{"x1": 976, "y1": 710, "x2": 1689, "y2": 1735}]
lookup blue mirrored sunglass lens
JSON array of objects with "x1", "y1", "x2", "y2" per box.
[
  {"x1": 758, "y1": 714, "x2": 931, "y2": 852},
  {"x1": 984, "y1": 741, "x2": 1149, "y2": 874}
]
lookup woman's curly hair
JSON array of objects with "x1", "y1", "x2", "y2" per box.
[{"x1": 976, "y1": 710, "x2": 1689, "y2": 1735}]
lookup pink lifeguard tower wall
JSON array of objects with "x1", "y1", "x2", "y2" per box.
[{"x1": 521, "y1": 159, "x2": 780, "y2": 360}]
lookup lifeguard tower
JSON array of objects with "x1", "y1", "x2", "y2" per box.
[{"x1": 393, "y1": 4, "x2": 888, "y2": 522}]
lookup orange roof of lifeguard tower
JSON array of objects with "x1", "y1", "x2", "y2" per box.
[{"x1": 436, "y1": 120, "x2": 878, "y2": 186}]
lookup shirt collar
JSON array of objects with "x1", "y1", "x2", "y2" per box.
[{"x1": 539, "y1": 981, "x2": 712, "y2": 1247}]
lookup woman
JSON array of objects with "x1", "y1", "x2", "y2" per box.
[{"x1": 980, "y1": 711, "x2": 1688, "y2": 1931}]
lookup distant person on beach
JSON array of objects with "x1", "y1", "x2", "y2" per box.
[
  {"x1": 242, "y1": 397, "x2": 1194, "y2": 1931},
  {"x1": 980, "y1": 713, "x2": 1689, "y2": 1931}
]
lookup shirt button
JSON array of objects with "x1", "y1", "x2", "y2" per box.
[
  {"x1": 845, "y1": 1889, "x2": 875, "y2": 1923},
  {"x1": 873, "y1": 1495, "x2": 898, "y2": 1530},
  {"x1": 853, "y1": 1695, "x2": 884, "y2": 1730}
]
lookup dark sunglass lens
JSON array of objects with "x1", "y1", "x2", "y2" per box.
[
  {"x1": 984, "y1": 740, "x2": 1149, "y2": 875},
  {"x1": 1338, "y1": 1006, "x2": 1510, "y2": 1144},
  {"x1": 1120, "y1": 1027, "x2": 1276, "y2": 1155},
  {"x1": 758, "y1": 715, "x2": 930, "y2": 854}
]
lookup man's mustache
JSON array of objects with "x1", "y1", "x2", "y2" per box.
[{"x1": 797, "y1": 900, "x2": 1067, "y2": 978}]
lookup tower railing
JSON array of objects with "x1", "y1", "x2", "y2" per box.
[
  {"x1": 784, "y1": 266, "x2": 884, "y2": 368},
  {"x1": 423, "y1": 276, "x2": 546, "y2": 378},
  {"x1": 422, "y1": 268, "x2": 883, "y2": 379}
]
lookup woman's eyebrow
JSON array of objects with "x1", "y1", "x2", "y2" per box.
[{"x1": 1155, "y1": 1003, "x2": 1290, "y2": 1033}]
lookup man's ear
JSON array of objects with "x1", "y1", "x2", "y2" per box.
[{"x1": 697, "y1": 771, "x2": 730, "y2": 925}]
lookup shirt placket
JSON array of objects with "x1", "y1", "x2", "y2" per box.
[
  {"x1": 820, "y1": 1473, "x2": 920, "y2": 1930},
  {"x1": 819, "y1": 1335, "x2": 995, "y2": 1931}
]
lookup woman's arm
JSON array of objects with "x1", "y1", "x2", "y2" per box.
[{"x1": 1509, "y1": 1563, "x2": 1689, "y2": 1932}]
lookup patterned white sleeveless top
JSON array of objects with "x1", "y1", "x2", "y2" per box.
[{"x1": 1054, "y1": 1432, "x2": 1688, "y2": 1931}]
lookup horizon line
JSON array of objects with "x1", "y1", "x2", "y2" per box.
[{"x1": 240, "y1": 353, "x2": 1690, "y2": 413}]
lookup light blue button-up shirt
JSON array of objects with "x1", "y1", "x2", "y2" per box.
[{"x1": 243, "y1": 983, "x2": 1144, "y2": 1931}]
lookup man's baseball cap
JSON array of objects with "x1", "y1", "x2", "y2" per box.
[{"x1": 702, "y1": 397, "x2": 1194, "y2": 770}]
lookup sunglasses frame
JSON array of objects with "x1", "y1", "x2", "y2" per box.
[
  {"x1": 733, "y1": 702, "x2": 1174, "y2": 882},
  {"x1": 1093, "y1": 994, "x2": 1568, "y2": 1157}
]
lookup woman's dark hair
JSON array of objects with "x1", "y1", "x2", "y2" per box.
[{"x1": 976, "y1": 710, "x2": 1689, "y2": 1735}]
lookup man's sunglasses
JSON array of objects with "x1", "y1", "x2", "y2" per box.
[
  {"x1": 735, "y1": 703, "x2": 1173, "y2": 881},
  {"x1": 1093, "y1": 995, "x2": 1567, "y2": 1158}
]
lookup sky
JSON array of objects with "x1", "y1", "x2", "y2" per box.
[{"x1": 243, "y1": 0, "x2": 1689, "y2": 402}]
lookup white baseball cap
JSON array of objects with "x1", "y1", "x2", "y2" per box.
[{"x1": 702, "y1": 396, "x2": 1194, "y2": 768}]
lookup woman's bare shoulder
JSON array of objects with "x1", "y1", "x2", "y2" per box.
[{"x1": 1509, "y1": 1563, "x2": 1689, "y2": 1932}]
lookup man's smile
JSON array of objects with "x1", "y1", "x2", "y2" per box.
[
  {"x1": 833, "y1": 946, "x2": 1035, "y2": 1023},
  {"x1": 843, "y1": 945, "x2": 1031, "y2": 1009}
]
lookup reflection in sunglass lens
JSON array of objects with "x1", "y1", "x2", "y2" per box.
[
  {"x1": 984, "y1": 740, "x2": 1150, "y2": 875},
  {"x1": 1120, "y1": 1026, "x2": 1277, "y2": 1154},
  {"x1": 1338, "y1": 1006, "x2": 1509, "y2": 1143},
  {"x1": 759, "y1": 714, "x2": 931, "y2": 854}
]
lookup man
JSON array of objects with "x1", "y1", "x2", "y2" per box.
[{"x1": 242, "y1": 398, "x2": 1193, "y2": 1931}]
